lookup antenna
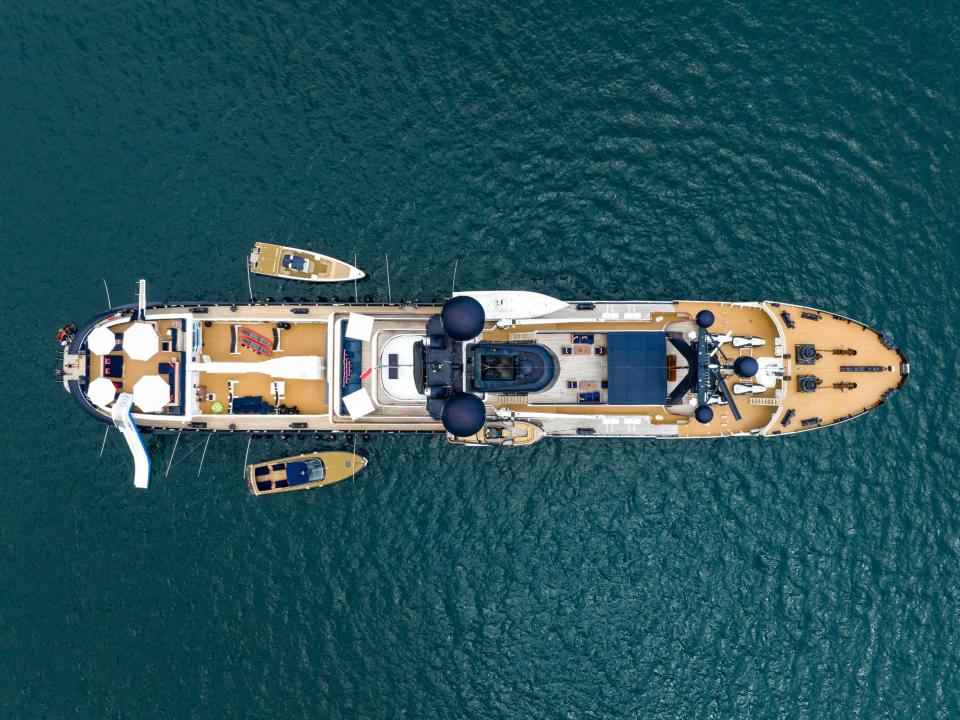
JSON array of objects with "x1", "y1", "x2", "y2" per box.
[
  {"x1": 385, "y1": 254, "x2": 392, "y2": 303},
  {"x1": 451, "y1": 258, "x2": 459, "y2": 297},
  {"x1": 102, "y1": 279, "x2": 112, "y2": 309},
  {"x1": 136, "y1": 279, "x2": 147, "y2": 320},
  {"x1": 354, "y1": 251, "x2": 359, "y2": 301},
  {"x1": 99, "y1": 426, "x2": 110, "y2": 458},
  {"x1": 245, "y1": 254, "x2": 254, "y2": 301}
]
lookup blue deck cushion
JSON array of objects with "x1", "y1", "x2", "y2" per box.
[
  {"x1": 102, "y1": 355, "x2": 125, "y2": 378},
  {"x1": 232, "y1": 395, "x2": 274, "y2": 414},
  {"x1": 606, "y1": 332, "x2": 667, "y2": 405},
  {"x1": 284, "y1": 461, "x2": 312, "y2": 486},
  {"x1": 282, "y1": 254, "x2": 308, "y2": 271},
  {"x1": 285, "y1": 459, "x2": 325, "y2": 486}
]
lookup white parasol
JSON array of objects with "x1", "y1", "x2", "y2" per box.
[
  {"x1": 132, "y1": 374, "x2": 170, "y2": 413},
  {"x1": 87, "y1": 377, "x2": 117, "y2": 407},
  {"x1": 124, "y1": 323, "x2": 159, "y2": 361},
  {"x1": 87, "y1": 326, "x2": 116, "y2": 355}
]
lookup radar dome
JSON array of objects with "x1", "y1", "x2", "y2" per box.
[
  {"x1": 733, "y1": 356, "x2": 759, "y2": 378},
  {"x1": 441, "y1": 296, "x2": 485, "y2": 340},
  {"x1": 441, "y1": 392, "x2": 486, "y2": 437}
]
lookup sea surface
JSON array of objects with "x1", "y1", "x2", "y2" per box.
[{"x1": 2, "y1": 1, "x2": 959, "y2": 718}]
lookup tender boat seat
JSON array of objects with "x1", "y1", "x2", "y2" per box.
[{"x1": 282, "y1": 254, "x2": 309, "y2": 272}]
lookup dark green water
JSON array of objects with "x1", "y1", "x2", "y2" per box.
[{"x1": 2, "y1": 1, "x2": 959, "y2": 717}]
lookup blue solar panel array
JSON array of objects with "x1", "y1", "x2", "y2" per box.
[{"x1": 606, "y1": 332, "x2": 667, "y2": 405}]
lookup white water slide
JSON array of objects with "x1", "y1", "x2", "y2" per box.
[{"x1": 111, "y1": 393, "x2": 151, "y2": 488}]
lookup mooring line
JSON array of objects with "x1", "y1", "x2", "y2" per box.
[
  {"x1": 385, "y1": 254, "x2": 392, "y2": 303},
  {"x1": 165, "y1": 430, "x2": 182, "y2": 478},
  {"x1": 241, "y1": 435, "x2": 252, "y2": 479},
  {"x1": 197, "y1": 434, "x2": 212, "y2": 477}
]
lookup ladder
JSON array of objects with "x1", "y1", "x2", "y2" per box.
[{"x1": 508, "y1": 331, "x2": 537, "y2": 342}]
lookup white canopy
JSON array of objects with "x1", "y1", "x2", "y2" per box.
[
  {"x1": 87, "y1": 376, "x2": 117, "y2": 407},
  {"x1": 342, "y1": 388, "x2": 375, "y2": 420},
  {"x1": 132, "y1": 374, "x2": 170, "y2": 413},
  {"x1": 124, "y1": 322, "x2": 159, "y2": 361},
  {"x1": 87, "y1": 326, "x2": 116, "y2": 355},
  {"x1": 345, "y1": 312, "x2": 375, "y2": 342}
]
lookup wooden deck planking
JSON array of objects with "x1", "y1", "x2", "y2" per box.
[
  {"x1": 250, "y1": 242, "x2": 355, "y2": 281},
  {"x1": 770, "y1": 304, "x2": 905, "y2": 434}
]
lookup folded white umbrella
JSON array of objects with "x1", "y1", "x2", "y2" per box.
[
  {"x1": 87, "y1": 377, "x2": 117, "y2": 408},
  {"x1": 132, "y1": 374, "x2": 170, "y2": 413},
  {"x1": 124, "y1": 323, "x2": 159, "y2": 361},
  {"x1": 87, "y1": 325, "x2": 116, "y2": 355}
]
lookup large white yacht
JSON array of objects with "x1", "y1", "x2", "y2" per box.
[{"x1": 58, "y1": 284, "x2": 908, "y2": 487}]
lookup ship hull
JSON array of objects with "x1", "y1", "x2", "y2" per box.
[{"x1": 61, "y1": 297, "x2": 908, "y2": 442}]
